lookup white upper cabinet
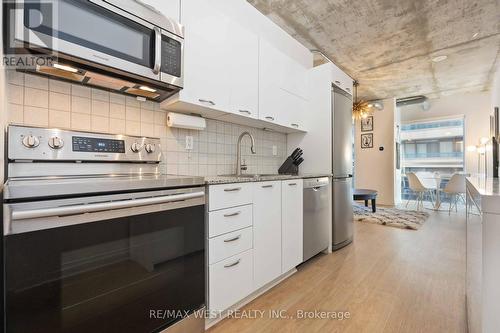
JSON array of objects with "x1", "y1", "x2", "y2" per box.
[
  {"x1": 141, "y1": 0, "x2": 180, "y2": 21},
  {"x1": 179, "y1": 0, "x2": 230, "y2": 111},
  {"x1": 160, "y1": 0, "x2": 311, "y2": 132},
  {"x1": 259, "y1": 39, "x2": 308, "y2": 131},
  {"x1": 331, "y1": 63, "x2": 353, "y2": 95},
  {"x1": 227, "y1": 22, "x2": 259, "y2": 120}
]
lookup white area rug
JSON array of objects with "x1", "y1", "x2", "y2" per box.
[{"x1": 353, "y1": 203, "x2": 429, "y2": 230}]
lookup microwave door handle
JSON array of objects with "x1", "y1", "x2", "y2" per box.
[
  {"x1": 153, "y1": 27, "x2": 161, "y2": 75},
  {"x1": 10, "y1": 191, "x2": 205, "y2": 221}
]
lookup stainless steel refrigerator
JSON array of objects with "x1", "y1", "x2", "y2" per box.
[{"x1": 332, "y1": 85, "x2": 354, "y2": 250}]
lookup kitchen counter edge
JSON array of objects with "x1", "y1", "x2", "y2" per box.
[{"x1": 204, "y1": 174, "x2": 332, "y2": 185}]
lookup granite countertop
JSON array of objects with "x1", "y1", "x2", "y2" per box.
[{"x1": 204, "y1": 173, "x2": 332, "y2": 185}]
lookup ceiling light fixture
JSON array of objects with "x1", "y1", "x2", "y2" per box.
[
  {"x1": 53, "y1": 63, "x2": 79, "y2": 73},
  {"x1": 431, "y1": 55, "x2": 448, "y2": 63},
  {"x1": 352, "y1": 81, "x2": 373, "y2": 120}
]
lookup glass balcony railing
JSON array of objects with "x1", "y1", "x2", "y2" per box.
[
  {"x1": 403, "y1": 152, "x2": 464, "y2": 159},
  {"x1": 401, "y1": 120, "x2": 464, "y2": 131}
]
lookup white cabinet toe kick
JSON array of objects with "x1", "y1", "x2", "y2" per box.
[{"x1": 206, "y1": 180, "x2": 304, "y2": 327}]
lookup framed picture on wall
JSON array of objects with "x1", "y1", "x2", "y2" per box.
[
  {"x1": 361, "y1": 116, "x2": 374, "y2": 132},
  {"x1": 361, "y1": 133, "x2": 373, "y2": 149}
]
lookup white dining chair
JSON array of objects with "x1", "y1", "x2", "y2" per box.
[
  {"x1": 442, "y1": 173, "x2": 467, "y2": 214},
  {"x1": 416, "y1": 171, "x2": 437, "y2": 187},
  {"x1": 406, "y1": 172, "x2": 435, "y2": 211}
]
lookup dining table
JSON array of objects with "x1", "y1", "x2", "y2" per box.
[{"x1": 421, "y1": 174, "x2": 444, "y2": 210}]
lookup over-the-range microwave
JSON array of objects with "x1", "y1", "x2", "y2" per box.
[{"x1": 8, "y1": 0, "x2": 184, "y2": 101}]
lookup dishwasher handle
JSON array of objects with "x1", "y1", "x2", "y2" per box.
[{"x1": 305, "y1": 183, "x2": 329, "y2": 191}]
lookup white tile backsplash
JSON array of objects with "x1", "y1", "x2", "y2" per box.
[
  {"x1": 24, "y1": 106, "x2": 48, "y2": 127},
  {"x1": 6, "y1": 71, "x2": 287, "y2": 176}
]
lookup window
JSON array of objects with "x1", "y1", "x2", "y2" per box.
[{"x1": 400, "y1": 117, "x2": 465, "y2": 202}]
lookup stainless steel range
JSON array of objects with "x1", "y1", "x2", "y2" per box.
[{"x1": 3, "y1": 125, "x2": 206, "y2": 333}]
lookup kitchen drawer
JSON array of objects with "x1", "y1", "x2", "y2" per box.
[
  {"x1": 209, "y1": 249, "x2": 253, "y2": 312},
  {"x1": 208, "y1": 204, "x2": 252, "y2": 238},
  {"x1": 208, "y1": 183, "x2": 253, "y2": 211},
  {"x1": 208, "y1": 226, "x2": 253, "y2": 264}
]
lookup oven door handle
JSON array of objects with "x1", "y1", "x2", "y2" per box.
[{"x1": 11, "y1": 191, "x2": 205, "y2": 221}]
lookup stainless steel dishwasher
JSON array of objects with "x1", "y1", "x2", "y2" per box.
[{"x1": 303, "y1": 177, "x2": 331, "y2": 262}]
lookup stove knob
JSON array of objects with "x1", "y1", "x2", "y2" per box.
[
  {"x1": 130, "y1": 142, "x2": 143, "y2": 153},
  {"x1": 145, "y1": 143, "x2": 156, "y2": 153},
  {"x1": 48, "y1": 136, "x2": 64, "y2": 149},
  {"x1": 22, "y1": 135, "x2": 40, "y2": 148}
]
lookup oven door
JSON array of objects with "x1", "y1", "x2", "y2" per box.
[
  {"x1": 14, "y1": 0, "x2": 161, "y2": 80},
  {"x1": 3, "y1": 187, "x2": 205, "y2": 333}
]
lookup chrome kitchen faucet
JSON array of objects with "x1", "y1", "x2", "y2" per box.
[{"x1": 236, "y1": 132, "x2": 256, "y2": 176}]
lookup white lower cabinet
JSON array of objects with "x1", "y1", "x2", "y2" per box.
[
  {"x1": 208, "y1": 227, "x2": 253, "y2": 265},
  {"x1": 208, "y1": 204, "x2": 253, "y2": 238},
  {"x1": 252, "y1": 181, "x2": 283, "y2": 290},
  {"x1": 281, "y1": 179, "x2": 303, "y2": 273},
  {"x1": 208, "y1": 249, "x2": 254, "y2": 312},
  {"x1": 208, "y1": 179, "x2": 304, "y2": 314}
]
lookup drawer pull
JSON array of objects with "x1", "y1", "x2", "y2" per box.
[
  {"x1": 265, "y1": 116, "x2": 275, "y2": 121},
  {"x1": 239, "y1": 109, "x2": 252, "y2": 115},
  {"x1": 224, "y1": 211, "x2": 241, "y2": 217},
  {"x1": 261, "y1": 184, "x2": 273, "y2": 188},
  {"x1": 223, "y1": 235, "x2": 241, "y2": 243},
  {"x1": 223, "y1": 187, "x2": 242, "y2": 192},
  {"x1": 334, "y1": 80, "x2": 341, "y2": 85},
  {"x1": 198, "y1": 99, "x2": 215, "y2": 106},
  {"x1": 291, "y1": 123, "x2": 299, "y2": 128},
  {"x1": 224, "y1": 259, "x2": 241, "y2": 268},
  {"x1": 288, "y1": 183, "x2": 297, "y2": 186}
]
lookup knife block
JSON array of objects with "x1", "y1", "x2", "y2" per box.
[{"x1": 278, "y1": 157, "x2": 299, "y2": 175}]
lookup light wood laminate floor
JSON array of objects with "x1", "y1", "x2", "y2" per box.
[{"x1": 208, "y1": 211, "x2": 466, "y2": 333}]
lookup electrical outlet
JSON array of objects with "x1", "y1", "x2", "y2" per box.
[
  {"x1": 185, "y1": 136, "x2": 193, "y2": 150},
  {"x1": 272, "y1": 145, "x2": 278, "y2": 156}
]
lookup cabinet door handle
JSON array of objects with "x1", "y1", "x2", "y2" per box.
[
  {"x1": 223, "y1": 235, "x2": 241, "y2": 243},
  {"x1": 291, "y1": 123, "x2": 299, "y2": 128},
  {"x1": 223, "y1": 211, "x2": 241, "y2": 217},
  {"x1": 239, "y1": 109, "x2": 252, "y2": 115},
  {"x1": 288, "y1": 183, "x2": 297, "y2": 186},
  {"x1": 261, "y1": 184, "x2": 273, "y2": 188},
  {"x1": 223, "y1": 187, "x2": 241, "y2": 192},
  {"x1": 265, "y1": 116, "x2": 275, "y2": 121},
  {"x1": 224, "y1": 259, "x2": 241, "y2": 268},
  {"x1": 198, "y1": 99, "x2": 215, "y2": 106}
]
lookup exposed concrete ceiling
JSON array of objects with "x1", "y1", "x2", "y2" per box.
[{"x1": 247, "y1": 0, "x2": 500, "y2": 100}]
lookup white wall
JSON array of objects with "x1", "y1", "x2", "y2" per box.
[
  {"x1": 354, "y1": 98, "x2": 397, "y2": 206},
  {"x1": 400, "y1": 92, "x2": 491, "y2": 174}
]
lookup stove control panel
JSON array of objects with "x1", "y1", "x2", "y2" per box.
[{"x1": 8, "y1": 125, "x2": 161, "y2": 162}]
